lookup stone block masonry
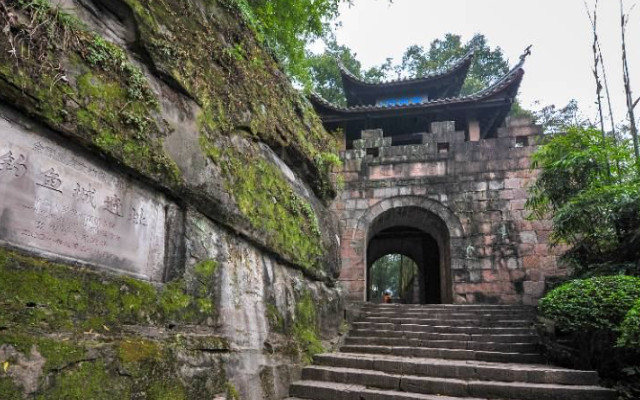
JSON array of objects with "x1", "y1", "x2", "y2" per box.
[{"x1": 332, "y1": 117, "x2": 569, "y2": 305}]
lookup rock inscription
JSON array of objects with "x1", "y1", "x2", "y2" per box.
[{"x1": 0, "y1": 115, "x2": 166, "y2": 281}]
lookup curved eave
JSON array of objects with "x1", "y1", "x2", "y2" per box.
[
  {"x1": 339, "y1": 48, "x2": 475, "y2": 103},
  {"x1": 314, "y1": 63, "x2": 524, "y2": 123}
]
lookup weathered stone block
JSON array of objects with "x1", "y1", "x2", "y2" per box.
[
  {"x1": 523, "y1": 281, "x2": 546, "y2": 298},
  {"x1": 361, "y1": 129, "x2": 384, "y2": 140},
  {"x1": 430, "y1": 121, "x2": 456, "y2": 134},
  {"x1": 519, "y1": 231, "x2": 538, "y2": 244}
]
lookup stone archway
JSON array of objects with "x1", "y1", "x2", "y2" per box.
[{"x1": 339, "y1": 196, "x2": 465, "y2": 303}]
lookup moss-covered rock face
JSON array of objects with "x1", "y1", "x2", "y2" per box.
[
  {"x1": 0, "y1": 249, "x2": 218, "y2": 331},
  {"x1": 0, "y1": 248, "x2": 231, "y2": 399},
  {"x1": 0, "y1": 0, "x2": 341, "y2": 275},
  {"x1": 0, "y1": 210, "x2": 344, "y2": 399}
]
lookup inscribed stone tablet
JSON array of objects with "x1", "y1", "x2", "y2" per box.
[{"x1": 0, "y1": 115, "x2": 167, "y2": 281}]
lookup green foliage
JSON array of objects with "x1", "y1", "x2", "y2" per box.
[
  {"x1": 229, "y1": 0, "x2": 343, "y2": 84},
  {"x1": 85, "y1": 36, "x2": 157, "y2": 105},
  {"x1": 533, "y1": 100, "x2": 586, "y2": 133},
  {"x1": 619, "y1": 299, "x2": 640, "y2": 348},
  {"x1": 527, "y1": 126, "x2": 640, "y2": 267},
  {"x1": 399, "y1": 33, "x2": 509, "y2": 95},
  {"x1": 307, "y1": 38, "x2": 385, "y2": 105},
  {"x1": 539, "y1": 275, "x2": 640, "y2": 333}
]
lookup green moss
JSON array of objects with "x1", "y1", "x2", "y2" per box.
[
  {"x1": 225, "y1": 381, "x2": 240, "y2": 400},
  {"x1": 37, "y1": 360, "x2": 129, "y2": 400},
  {"x1": 0, "y1": 333, "x2": 87, "y2": 372},
  {"x1": 118, "y1": 340, "x2": 161, "y2": 364},
  {"x1": 120, "y1": 0, "x2": 340, "y2": 199},
  {"x1": 266, "y1": 303, "x2": 285, "y2": 333},
  {"x1": 292, "y1": 290, "x2": 323, "y2": 363},
  {"x1": 0, "y1": 249, "x2": 214, "y2": 331},
  {"x1": 194, "y1": 260, "x2": 218, "y2": 282},
  {"x1": 159, "y1": 280, "x2": 194, "y2": 319},
  {"x1": 0, "y1": 377, "x2": 23, "y2": 400},
  {"x1": 147, "y1": 381, "x2": 187, "y2": 400},
  {"x1": 199, "y1": 135, "x2": 325, "y2": 272},
  {"x1": 0, "y1": 1, "x2": 181, "y2": 185}
]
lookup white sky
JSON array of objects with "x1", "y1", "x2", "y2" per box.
[{"x1": 319, "y1": 0, "x2": 640, "y2": 125}]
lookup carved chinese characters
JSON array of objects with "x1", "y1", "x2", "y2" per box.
[{"x1": 0, "y1": 115, "x2": 166, "y2": 281}]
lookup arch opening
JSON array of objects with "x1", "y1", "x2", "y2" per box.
[
  {"x1": 369, "y1": 253, "x2": 419, "y2": 303},
  {"x1": 366, "y1": 206, "x2": 452, "y2": 304}
]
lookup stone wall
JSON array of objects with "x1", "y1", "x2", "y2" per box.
[
  {"x1": 0, "y1": 1, "x2": 344, "y2": 398},
  {"x1": 332, "y1": 117, "x2": 570, "y2": 305}
]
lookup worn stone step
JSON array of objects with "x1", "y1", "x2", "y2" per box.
[
  {"x1": 353, "y1": 321, "x2": 535, "y2": 335},
  {"x1": 313, "y1": 353, "x2": 600, "y2": 386},
  {"x1": 350, "y1": 329, "x2": 539, "y2": 343},
  {"x1": 301, "y1": 366, "x2": 616, "y2": 400},
  {"x1": 340, "y1": 344, "x2": 547, "y2": 364},
  {"x1": 359, "y1": 316, "x2": 532, "y2": 327},
  {"x1": 360, "y1": 311, "x2": 536, "y2": 319},
  {"x1": 345, "y1": 336, "x2": 539, "y2": 353},
  {"x1": 289, "y1": 380, "x2": 488, "y2": 400}
]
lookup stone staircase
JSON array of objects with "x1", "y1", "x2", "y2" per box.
[{"x1": 287, "y1": 304, "x2": 616, "y2": 400}]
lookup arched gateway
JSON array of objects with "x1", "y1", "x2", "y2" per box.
[
  {"x1": 340, "y1": 196, "x2": 465, "y2": 303},
  {"x1": 325, "y1": 49, "x2": 567, "y2": 305}
]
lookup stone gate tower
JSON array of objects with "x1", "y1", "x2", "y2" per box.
[{"x1": 310, "y1": 49, "x2": 569, "y2": 305}]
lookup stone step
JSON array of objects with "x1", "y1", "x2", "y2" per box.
[
  {"x1": 313, "y1": 353, "x2": 600, "y2": 386},
  {"x1": 360, "y1": 311, "x2": 536, "y2": 319},
  {"x1": 345, "y1": 336, "x2": 539, "y2": 353},
  {"x1": 300, "y1": 366, "x2": 616, "y2": 400},
  {"x1": 340, "y1": 344, "x2": 547, "y2": 364},
  {"x1": 353, "y1": 321, "x2": 535, "y2": 335},
  {"x1": 361, "y1": 304, "x2": 535, "y2": 311},
  {"x1": 289, "y1": 380, "x2": 489, "y2": 400},
  {"x1": 359, "y1": 316, "x2": 532, "y2": 327},
  {"x1": 350, "y1": 329, "x2": 539, "y2": 343}
]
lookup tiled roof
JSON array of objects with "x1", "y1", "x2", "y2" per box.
[
  {"x1": 312, "y1": 55, "x2": 526, "y2": 114},
  {"x1": 338, "y1": 48, "x2": 476, "y2": 88}
]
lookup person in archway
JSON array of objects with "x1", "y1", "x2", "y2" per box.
[{"x1": 382, "y1": 291, "x2": 392, "y2": 304}]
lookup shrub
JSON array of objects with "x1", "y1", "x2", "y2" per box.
[
  {"x1": 619, "y1": 298, "x2": 640, "y2": 348},
  {"x1": 539, "y1": 275, "x2": 640, "y2": 333}
]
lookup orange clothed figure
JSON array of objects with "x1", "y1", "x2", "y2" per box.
[{"x1": 382, "y1": 292, "x2": 391, "y2": 303}]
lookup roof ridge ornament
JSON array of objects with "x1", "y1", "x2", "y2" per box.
[{"x1": 519, "y1": 45, "x2": 533, "y2": 64}]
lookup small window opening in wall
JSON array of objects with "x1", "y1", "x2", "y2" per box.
[
  {"x1": 366, "y1": 147, "x2": 379, "y2": 157},
  {"x1": 515, "y1": 136, "x2": 529, "y2": 148},
  {"x1": 437, "y1": 142, "x2": 449, "y2": 154}
]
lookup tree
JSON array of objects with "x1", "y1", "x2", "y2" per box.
[
  {"x1": 533, "y1": 100, "x2": 588, "y2": 133},
  {"x1": 526, "y1": 126, "x2": 640, "y2": 273},
  {"x1": 398, "y1": 34, "x2": 509, "y2": 95},
  {"x1": 234, "y1": 0, "x2": 345, "y2": 84}
]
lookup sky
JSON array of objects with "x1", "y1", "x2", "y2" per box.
[{"x1": 317, "y1": 0, "x2": 640, "y2": 126}]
